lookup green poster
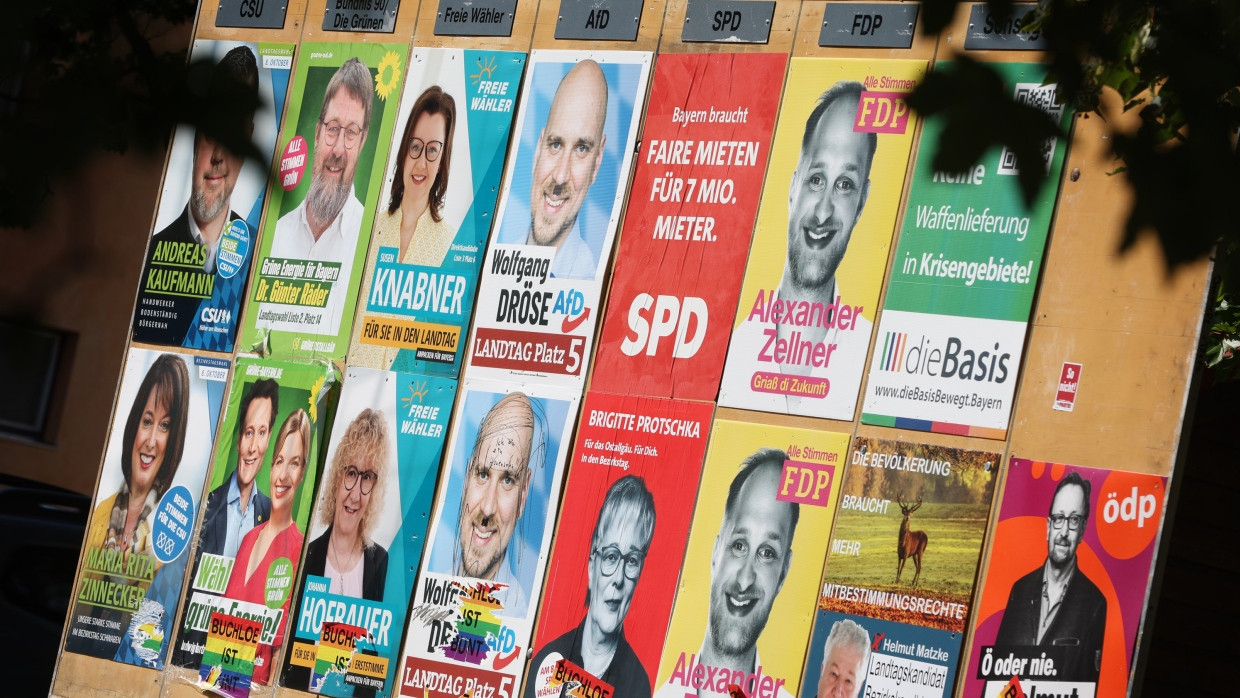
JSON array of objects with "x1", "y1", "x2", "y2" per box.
[
  {"x1": 239, "y1": 42, "x2": 408, "y2": 361},
  {"x1": 863, "y1": 62, "x2": 1072, "y2": 439}
]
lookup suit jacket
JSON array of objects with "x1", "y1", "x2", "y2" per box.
[
  {"x1": 173, "y1": 474, "x2": 270, "y2": 669},
  {"x1": 994, "y1": 561, "x2": 1107, "y2": 681},
  {"x1": 198, "y1": 474, "x2": 271, "y2": 560},
  {"x1": 300, "y1": 526, "x2": 389, "y2": 601},
  {"x1": 281, "y1": 527, "x2": 388, "y2": 693},
  {"x1": 134, "y1": 205, "x2": 238, "y2": 345}
]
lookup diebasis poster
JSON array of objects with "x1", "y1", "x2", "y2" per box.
[
  {"x1": 800, "y1": 437, "x2": 1000, "y2": 698},
  {"x1": 280, "y1": 367, "x2": 456, "y2": 696},
  {"x1": 862, "y1": 62, "x2": 1073, "y2": 439},
  {"x1": 65, "y1": 348, "x2": 228, "y2": 668},
  {"x1": 348, "y1": 48, "x2": 526, "y2": 377},
  {"x1": 238, "y1": 42, "x2": 406, "y2": 361},
  {"x1": 591, "y1": 52, "x2": 786, "y2": 400},
  {"x1": 524, "y1": 392, "x2": 714, "y2": 698},
  {"x1": 718, "y1": 58, "x2": 926, "y2": 419}
]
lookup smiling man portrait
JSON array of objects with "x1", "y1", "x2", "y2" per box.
[
  {"x1": 519, "y1": 59, "x2": 609, "y2": 280},
  {"x1": 994, "y1": 472, "x2": 1107, "y2": 682},
  {"x1": 446, "y1": 392, "x2": 548, "y2": 615},
  {"x1": 657, "y1": 448, "x2": 799, "y2": 698},
  {"x1": 720, "y1": 81, "x2": 878, "y2": 417},
  {"x1": 269, "y1": 57, "x2": 374, "y2": 335}
]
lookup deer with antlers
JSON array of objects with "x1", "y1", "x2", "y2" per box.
[{"x1": 896, "y1": 494, "x2": 928, "y2": 586}]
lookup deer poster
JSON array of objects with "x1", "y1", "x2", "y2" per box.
[
  {"x1": 799, "y1": 437, "x2": 999, "y2": 698},
  {"x1": 963, "y1": 459, "x2": 1167, "y2": 698}
]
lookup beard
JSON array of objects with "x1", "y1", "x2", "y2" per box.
[
  {"x1": 708, "y1": 585, "x2": 768, "y2": 657},
  {"x1": 190, "y1": 184, "x2": 229, "y2": 226},
  {"x1": 306, "y1": 157, "x2": 353, "y2": 226},
  {"x1": 457, "y1": 509, "x2": 506, "y2": 579},
  {"x1": 787, "y1": 234, "x2": 847, "y2": 291}
]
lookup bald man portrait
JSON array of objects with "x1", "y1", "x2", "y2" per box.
[
  {"x1": 503, "y1": 59, "x2": 611, "y2": 280},
  {"x1": 429, "y1": 391, "x2": 547, "y2": 616},
  {"x1": 720, "y1": 80, "x2": 877, "y2": 417}
]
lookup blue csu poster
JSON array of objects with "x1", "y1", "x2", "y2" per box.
[
  {"x1": 134, "y1": 41, "x2": 293, "y2": 352},
  {"x1": 281, "y1": 367, "x2": 456, "y2": 696}
]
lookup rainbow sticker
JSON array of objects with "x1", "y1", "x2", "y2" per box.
[{"x1": 198, "y1": 612, "x2": 261, "y2": 698}]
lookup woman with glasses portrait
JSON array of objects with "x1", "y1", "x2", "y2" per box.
[
  {"x1": 380, "y1": 85, "x2": 457, "y2": 266},
  {"x1": 522, "y1": 475, "x2": 656, "y2": 698},
  {"x1": 282, "y1": 408, "x2": 390, "y2": 694},
  {"x1": 303, "y1": 408, "x2": 392, "y2": 601}
]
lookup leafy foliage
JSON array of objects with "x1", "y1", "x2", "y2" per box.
[
  {"x1": 915, "y1": 0, "x2": 1240, "y2": 375},
  {"x1": 2, "y1": 0, "x2": 1239, "y2": 373}
]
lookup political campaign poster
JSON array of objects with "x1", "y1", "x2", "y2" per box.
[
  {"x1": 466, "y1": 50, "x2": 652, "y2": 391},
  {"x1": 280, "y1": 367, "x2": 456, "y2": 697},
  {"x1": 348, "y1": 48, "x2": 526, "y2": 378},
  {"x1": 64, "y1": 348, "x2": 228, "y2": 668},
  {"x1": 523, "y1": 392, "x2": 714, "y2": 698},
  {"x1": 239, "y1": 42, "x2": 406, "y2": 362},
  {"x1": 170, "y1": 356, "x2": 339, "y2": 691},
  {"x1": 717, "y1": 57, "x2": 927, "y2": 420},
  {"x1": 398, "y1": 379, "x2": 578, "y2": 698},
  {"x1": 799, "y1": 612, "x2": 955, "y2": 698},
  {"x1": 591, "y1": 52, "x2": 786, "y2": 400},
  {"x1": 133, "y1": 40, "x2": 292, "y2": 352},
  {"x1": 964, "y1": 459, "x2": 1166, "y2": 698},
  {"x1": 800, "y1": 438, "x2": 1000, "y2": 698},
  {"x1": 862, "y1": 62, "x2": 1073, "y2": 439},
  {"x1": 654, "y1": 419, "x2": 848, "y2": 698}
]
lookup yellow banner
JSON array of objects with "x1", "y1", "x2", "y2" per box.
[{"x1": 356, "y1": 315, "x2": 460, "y2": 352}]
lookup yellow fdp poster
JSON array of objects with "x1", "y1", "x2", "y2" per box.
[
  {"x1": 719, "y1": 58, "x2": 927, "y2": 420},
  {"x1": 654, "y1": 419, "x2": 848, "y2": 698}
]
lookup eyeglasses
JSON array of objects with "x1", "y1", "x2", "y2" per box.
[
  {"x1": 320, "y1": 120, "x2": 363, "y2": 149},
  {"x1": 407, "y1": 138, "x2": 443, "y2": 162},
  {"x1": 593, "y1": 545, "x2": 645, "y2": 580},
  {"x1": 1049, "y1": 513, "x2": 1084, "y2": 530},
  {"x1": 343, "y1": 465, "x2": 377, "y2": 495}
]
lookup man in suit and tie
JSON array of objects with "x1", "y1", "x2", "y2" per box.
[
  {"x1": 137, "y1": 45, "x2": 259, "y2": 342},
  {"x1": 198, "y1": 378, "x2": 279, "y2": 559}
]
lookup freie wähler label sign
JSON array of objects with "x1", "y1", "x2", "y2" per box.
[{"x1": 862, "y1": 61, "x2": 1072, "y2": 439}]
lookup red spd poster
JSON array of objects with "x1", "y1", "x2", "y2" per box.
[
  {"x1": 592, "y1": 53, "x2": 787, "y2": 399},
  {"x1": 523, "y1": 392, "x2": 714, "y2": 698}
]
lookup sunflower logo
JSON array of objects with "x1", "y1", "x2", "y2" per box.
[
  {"x1": 470, "y1": 55, "x2": 497, "y2": 86},
  {"x1": 308, "y1": 374, "x2": 326, "y2": 423},
  {"x1": 375, "y1": 51, "x2": 402, "y2": 101}
]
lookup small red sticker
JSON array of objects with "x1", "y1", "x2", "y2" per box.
[{"x1": 1053, "y1": 361, "x2": 1082, "y2": 412}]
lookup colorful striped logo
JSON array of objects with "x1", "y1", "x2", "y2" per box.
[
  {"x1": 197, "y1": 612, "x2": 261, "y2": 698},
  {"x1": 879, "y1": 331, "x2": 908, "y2": 372}
]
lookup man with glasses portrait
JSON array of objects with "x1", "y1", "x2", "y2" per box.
[
  {"x1": 995, "y1": 472, "x2": 1107, "y2": 681},
  {"x1": 270, "y1": 57, "x2": 374, "y2": 335},
  {"x1": 523, "y1": 475, "x2": 655, "y2": 698}
]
